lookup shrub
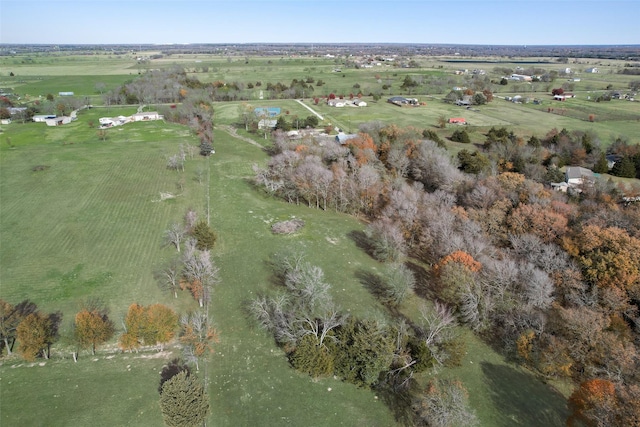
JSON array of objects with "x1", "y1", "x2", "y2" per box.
[
  {"x1": 422, "y1": 129, "x2": 445, "y2": 147},
  {"x1": 450, "y1": 129, "x2": 470, "y2": 144}
]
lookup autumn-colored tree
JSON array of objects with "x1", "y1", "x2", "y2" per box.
[
  {"x1": 74, "y1": 308, "x2": 115, "y2": 356},
  {"x1": 142, "y1": 304, "x2": 178, "y2": 351},
  {"x1": 119, "y1": 303, "x2": 146, "y2": 352},
  {"x1": 119, "y1": 303, "x2": 177, "y2": 352},
  {"x1": 179, "y1": 312, "x2": 219, "y2": 371},
  {"x1": 570, "y1": 225, "x2": 640, "y2": 296},
  {"x1": 507, "y1": 203, "x2": 568, "y2": 243},
  {"x1": 495, "y1": 171, "x2": 526, "y2": 194},
  {"x1": 347, "y1": 133, "x2": 377, "y2": 166},
  {"x1": 567, "y1": 379, "x2": 617, "y2": 427},
  {"x1": 16, "y1": 311, "x2": 60, "y2": 361},
  {"x1": 433, "y1": 250, "x2": 482, "y2": 277},
  {"x1": 0, "y1": 299, "x2": 37, "y2": 355}
]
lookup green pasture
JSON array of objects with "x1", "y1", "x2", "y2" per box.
[
  {"x1": 0, "y1": 75, "x2": 136, "y2": 101},
  {"x1": 9, "y1": 50, "x2": 640, "y2": 426},
  {"x1": 0, "y1": 54, "x2": 140, "y2": 76},
  {"x1": 1, "y1": 107, "x2": 570, "y2": 425}
]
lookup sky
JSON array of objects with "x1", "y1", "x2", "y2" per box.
[{"x1": 1, "y1": 0, "x2": 639, "y2": 46}]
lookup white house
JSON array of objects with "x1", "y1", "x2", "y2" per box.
[
  {"x1": 258, "y1": 119, "x2": 277, "y2": 129},
  {"x1": 131, "y1": 111, "x2": 161, "y2": 121},
  {"x1": 327, "y1": 99, "x2": 346, "y2": 107},
  {"x1": 33, "y1": 115, "x2": 56, "y2": 122},
  {"x1": 510, "y1": 74, "x2": 532, "y2": 82},
  {"x1": 551, "y1": 182, "x2": 569, "y2": 193},
  {"x1": 45, "y1": 116, "x2": 72, "y2": 126},
  {"x1": 585, "y1": 67, "x2": 599, "y2": 73},
  {"x1": 335, "y1": 132, "x2": 358, "y2": 145}
]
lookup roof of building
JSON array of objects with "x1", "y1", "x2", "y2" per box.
[
  {"x1": 335, "y1": 132, "x2": 358, "y2": 144},
  {"x1": 566, "y1": 166, "x2": 594, "y2": 180}
]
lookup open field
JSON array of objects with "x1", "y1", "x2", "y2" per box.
[
  {"x1": 1, "y1": 107, "x2": 570, "y2": 426},
  {"x1": 3, "y1": 49, "x2": 638, "y2": 426},
  {"x1": 3, "y1": 52, "x2": 638, "y2": 147}
]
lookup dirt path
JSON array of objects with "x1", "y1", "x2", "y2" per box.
[
  {"x1": 219, "y1": 125, "x2": 265, "y2": 149},
  {"x1": 295, "y1": 99, "x2": 324, "y2": 121}
]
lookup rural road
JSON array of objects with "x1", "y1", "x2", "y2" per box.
[{"x1": 295, "y1": 99, "x2": 324, "y2": 121}]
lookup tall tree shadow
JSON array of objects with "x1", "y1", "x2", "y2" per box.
[
  {"x1": 347, "y1": 230, "x2": 376, "y2": 259},
  {"x1": 480, "y1": 362, "x2": 569, "y2": 427},
  {"x1": 405, "y1": 260, "x2": 438, "y2": 300}
]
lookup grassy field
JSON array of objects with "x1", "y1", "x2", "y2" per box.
[
  {"x1": 6, "y1": 50, "x2": 636, "y2": 426},
  {"x1": 1, "y1": 110, "x2": 570, "y2": 426}
]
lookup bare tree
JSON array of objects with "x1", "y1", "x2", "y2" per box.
[
  {"x1": 519, "y1": 262, "x2": 555, "y2": 310},
  {"x1": 164, "y1": 223, "x2": 186, "y2": 253},
  {"x1": 166, "y1": 154, "x2": 184, "y2": 172},
  {"x1": 155, "y1": 259, "x2": 182, "y2": 298},
  {"x1": 413, "y1": 379, "x2": 479, "y2": 427},
  {"x1": 183, "y1": 209, "x2": 198, "y2": 233},
  {"x1": 410, "y1": 140, "x2": 465, "y2": 192},
  {"x1": 179, "y1": 311, "x2": 218, "y2": 371},
  {"x1": 299, "y1": 303, "x2": 345, "y2": 347},
  {"x1": 366, "y1": 219, "x2": 407, "y2": 263},
  {"x1": 380, "y1": 263, "x2": 416, "y2": 307},
  {"x1": 183, "y1": 249, "x2": 220, "y2": 308},
  {"x1": 418, "y1": 302, "x2": 458, "y2": 366}
]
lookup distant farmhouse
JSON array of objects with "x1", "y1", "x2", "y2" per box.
[
  {"x1": 254, "y1": 107, "x2": 281, "y2": 129},
  {"x1": 388, "y1": 96, "x2": 418, "y2": 106},
  {"x1": 510, "y1": 74, "x2": 533, "y2": 82},
  {"x1": 98, "y1": 112, "x2": 163, "y2": 128},
  {"x1": 335, "y1": 132, "x2": 358, "y2": 145},
  {"x1": 327, "y1": 98, "x2": 367, "y2": 108}
]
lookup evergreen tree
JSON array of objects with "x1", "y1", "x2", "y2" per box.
[
  {"x1": 159, "y1": 371, "x2": 209, "y2": 427},
  {"x1": 593, "y1": 153, "x2": 609, "y2": 174},
  {"x1": 611, "y1": 156, "x2": 636, "y2": 178},
  {"x1": 334, "y1": 318, "x2": 395, "y2": 387},
  {"x1": 159, "y1": 358, "x2": 191, "y2": 394},
  {"x1": 191, "y1": 221, "x2": 217, "y2": 251}
]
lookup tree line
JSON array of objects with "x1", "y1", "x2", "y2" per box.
[{"x1": 252, "y1": 121, "x2": 640, "y2": 425}]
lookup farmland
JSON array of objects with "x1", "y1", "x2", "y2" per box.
[{"x1": 1, "y1": 46, "x2": 639, "y2": 426}]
